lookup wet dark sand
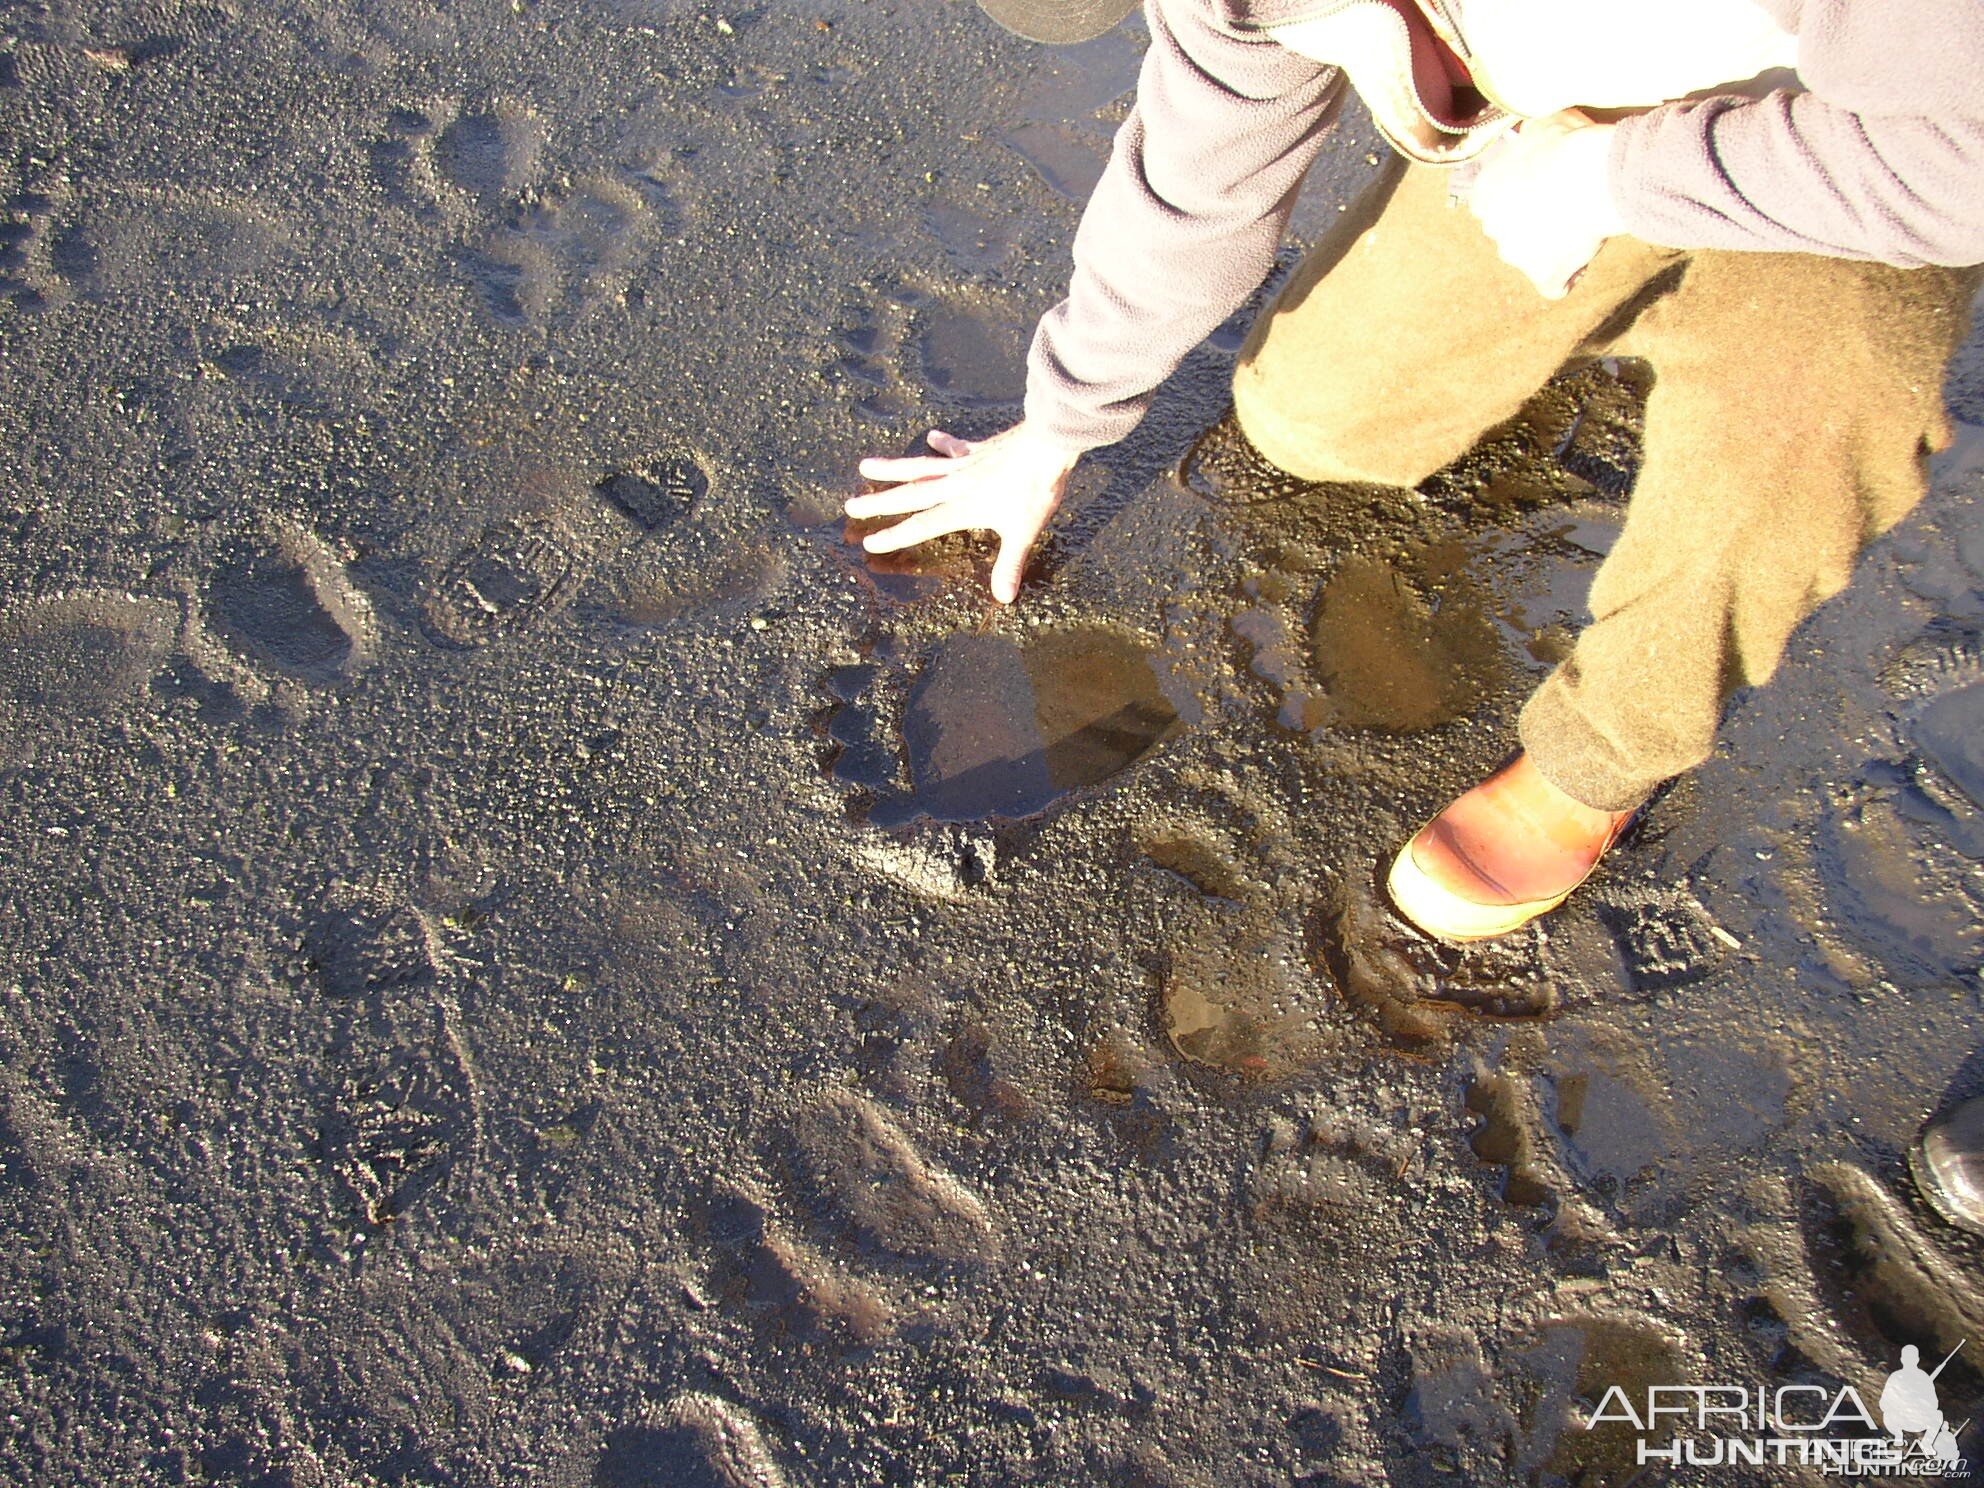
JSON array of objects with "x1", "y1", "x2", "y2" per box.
[{"x1": 3, "y1": 1, "x2": 1984, "y2": 1483}]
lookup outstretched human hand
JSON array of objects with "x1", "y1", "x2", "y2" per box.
[
  {"x1": 847, "y1": 423, "x2": 1080, "y2": 604},
  {"x1": 1468, "y1": 109, "x2": 1627, "y2": 299}
]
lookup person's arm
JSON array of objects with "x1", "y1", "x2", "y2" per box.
[
  {"x1": 1026, "y1": 0, "x2": 1346, "y2": 450},
  {"x1": 1607, "y1": 0, "x2": 1984, "y2": 266},
  {"x1": 850, "y1": 0, "x2": 1344, "y2": 601}
]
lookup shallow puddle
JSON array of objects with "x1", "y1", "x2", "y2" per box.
[
  {"x1": 827, "y1": 626, "x2": 1190, "y2": 826},
  {"x1": 1308, "y1": 551, "x2": 1504, "y2": 732},
  {"x1": 1481, "y1": 517, "x2": 1619, "y2": 650},
  {"x1": 915, "y1": 304, "x2": 1027, "y2": 406},
  {"x1": 1000, "y1": 123, "x2": 1111, "y2": 201},
  {"x1": 1164, "y1": 973, "x2": 1271, "y2": 1077},
  {"x1": 1008, "y1": 23, "x2": 1145, "y2": 125},
  {"x1": 1509, "y1": 1316, "x2": 1689, "y2": 1483},
  {"x1": 1915, "y1": 681, "x2": 1984, "y2": 809},
  {"x1": 1544, "y1": 1065, "x2": 1668, "y2": 1201},
  {"x1": 1231, "y1": 502, "x2": 1626, "y2": 737},
  {"x1": 1000, "y1": 19, "x2": 1143, "y2": 201},
  {"x1": 923, "y1": 202, "x2": 1016, "y2": 272},
  {"x1": 1464, "y1": 1072, "x2": 1552, "y2": 1207},
  {"x1": 837, "y1": 515, "x2": 981, "y2": 603},
  {"x1": 1161, "y1": 922, "x2": 1322, "y2": 1080},
  {"x1": 1823, "y1": 793, "x2": 1983, "y2": 980}
]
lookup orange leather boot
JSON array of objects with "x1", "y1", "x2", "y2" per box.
[{"x1": 1386, "y1": 753, "x2": 1635, "y2": 941}]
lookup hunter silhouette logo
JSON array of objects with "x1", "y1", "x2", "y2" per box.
[
  {"x1": 1587, "y1": 1340, "x2": 1973, "y2": 1475},
  {"x1": 1881, "y1": 1344, "x2": 1967, "y2": 1470}
]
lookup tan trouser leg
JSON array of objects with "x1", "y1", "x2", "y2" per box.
[
  {"x1": 1519, "y1": 253, "x2": 1983, "y2": 810},
  {"x1": 1234, "y1": 163, "x2": 1980, "y2": 811},
  {"x1": 1233, "y1": 162, "x2": 1679, "y2": 487}
]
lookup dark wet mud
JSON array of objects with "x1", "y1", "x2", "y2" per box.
[{"x1": 3, "y1": 0, "x2": 1984, "y2": 1484}]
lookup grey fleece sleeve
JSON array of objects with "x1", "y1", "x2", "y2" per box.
[
  {"x1": 1610, "y1": 0, "x2": 1984, "y2": 267},
  {"x1": 1024, "y1": 0, "x2": 1345, "y2": 451}
]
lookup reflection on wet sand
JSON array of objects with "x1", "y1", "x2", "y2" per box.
[
  {"x1": 1466, "y1": 1071, "x2": 1553, "y2": 1208},
  {"x1": 915, "y1": 304, "x2": 1028, "y2": 407},
  {"x1": 1308, "y1": 550, "x2": 1504, "y2": 732},
  {"x1": 838, "y1": 513, "x2": 983, "y2": 604},
  {"x1": 825, "y1": 625, "x2": 1189, "y2": 826},
  {"x1": 1402, "y1": 1312, "x2": 1688, "y2": 1482},
  {"x1": 1509, "y1": 1315, "x2": 1689, "y2": 1483},
  {"x1": 1161, "y1": 918, "x2": 1323, "y2": 1080},
  {"x1": 1916, "y1": 679, "x2": 1984, "y2": 809},
  {"x1": 1223, "y1": 519, "x2": 1620, "y2": 743},
  {"x1": 1000, "y1": 19, "x2": 1144, "y2": 201}
]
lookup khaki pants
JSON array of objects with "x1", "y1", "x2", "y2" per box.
[{"x1": 1233, "y1": 163, "x2": 1982, "y2": 811}]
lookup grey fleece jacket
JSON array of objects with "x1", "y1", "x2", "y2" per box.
[{"x1": 1025, "y1": 0, "x2": 1984, "y2": 452}]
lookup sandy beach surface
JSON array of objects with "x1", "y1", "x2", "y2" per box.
[{"x1": 3, "y1": 0, "x2": 1984, "y2": 1482}]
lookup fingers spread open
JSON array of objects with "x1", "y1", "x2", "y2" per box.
[
  {"x1": 990, "y1": 534, "x2": 1031, "y2": 605},
  {"x1": 861, "y1": 505, "x2": 979, "y2": 554},
  {"x1": 844, "y1": 482, "x2": 951, "y2": 519},
  {"x1": 856, "y1": 453, "x2": 964, "y2": 483}
]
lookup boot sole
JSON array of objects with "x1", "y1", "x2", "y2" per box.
[{"x1": 1384, "y1": 842, "x2": 1575, "y2": 943}]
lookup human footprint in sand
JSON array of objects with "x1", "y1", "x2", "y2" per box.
[{"x1": 851, "y1": 0, "x2": 1984, "y2": 943}]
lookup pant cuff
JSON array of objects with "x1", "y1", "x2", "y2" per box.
[{"x1": 1517, "y1": 670, "x2": 1668, "y2": 814}]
